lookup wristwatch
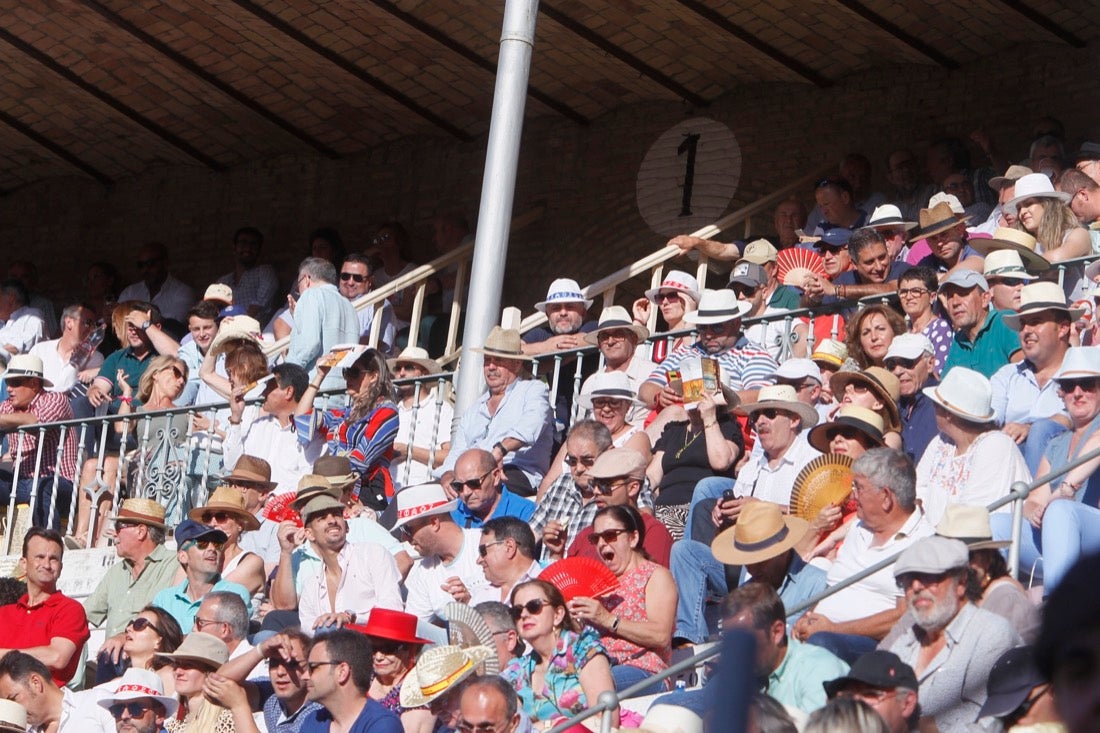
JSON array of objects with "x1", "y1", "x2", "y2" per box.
[{"x1": 140, "y1": 319, "x2": 151, "y2": 330}]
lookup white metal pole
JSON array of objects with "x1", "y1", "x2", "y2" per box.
[{"x1": 453, "y1": 0, "x2": 540, "y2": 417}]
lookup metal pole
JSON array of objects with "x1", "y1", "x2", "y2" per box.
[
  {"x1": 453, "y1": 0, "x2": 540, "y2": 417},
  {"x1": 1009, "y1": 481, "x2": 1027, "y2": 578}
]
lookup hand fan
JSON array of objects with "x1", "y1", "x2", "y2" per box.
[
  {"x1": 440, "y1": 603, "x2": 501, "y2": 675},
  {"x1": 776, "y1": 248, "x2": 826, "y2": 287},
  {"x1": 789, "y1": 453, "x2": 854, "y2": 522},
  {"x1": 263, "y1": 492, "x2": 302, "y2": 527},
  {"x1": 540, "y1": 557, "x2": 619, "y2": 601}
]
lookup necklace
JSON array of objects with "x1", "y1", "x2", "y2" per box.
[{"x1": 676, "y1": 426, "x2": 703, "y2": 460}]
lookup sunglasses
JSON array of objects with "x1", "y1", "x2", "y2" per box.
[
  {"x1": 340, "y1": 272, "x2": 367, "y2": 283},
  {"x1": 478, "y1": 540, "x2": 505, "y2": 557},
  {"x1": 343, "y1": 366, "x2": 367, "y2": 381},
  {"x1": 728, "y1": 284, "x2": 758, "y2": 298},
  {"x1": 988, "y1": 277, "x2": 1027, "y2": 287},
  {"x1": 813, "y1": 243, "x2": 846, "y2": 254},
  {"x1": 749, "y1": 408, "x2": 788, "y2": 425},
  {"x1": 591, "y1": 480, "x2": 628, "y2": 496},
  {"x1": 509, "y1": 598, "x2": 551, "y2": 621},
  {"x1": 183, "y1": 539, "x2": 224, "y2": 551},
  {"x1": 200, "y1": 511, "x2": 236, "y2": 524},
  {"x1": 450, "y1": 469, "x2": 493, "y2": 493},
  {"x1": 127, "y1": 617, "x2": 162, "y2": 635},
  {"x1": 268, "y1": 657, "x2": 303, "y2": 672},
  {"x1": 564, "y1": 454, "x2": 596, "y2": 467},
  {"x1": 827, "y1": 427, "x2": 865, "y2": 442},
  {"x1": 1059, "y1": 378, "x2": 1100, "y2": 393},
  {"x1": 587, "y1": 528, "x2": 629, "y2": 544},
  {"x1": 885, "y1": 356, "x2": 922, "y2": 371},
  {"x1": 108, "y1": 702, "x2": 154, "y2": 719},
  {"x1": 697, "y1": 322, "x2": 732, "y2": 334},
  {"x1": 590, "y1": 398, "x2": 624, "y2": 411},
  {"x1": 370, "y1": 639, "x2": 405, "y2": 655},
  {"x1": 654, "y1": 291, "x2": 682, "y2": 302}
]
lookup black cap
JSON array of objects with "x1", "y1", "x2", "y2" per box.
[
  {"x1": 823, "y1": 651, "x2": 918, "y2": 698},
  {"x1": 978, "y1": 647, "x2": 1046, "y2": 719},
  {"x1": 175, "y1": 518, "x2": 228, "y2": 546}
]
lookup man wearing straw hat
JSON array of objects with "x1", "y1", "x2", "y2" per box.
[
  {"x1": 0, "y1": 698, "x2": 25, "y2": 733},
  {"x1": 438, "y1": 326, "x2": 553, "y2": 498},
  {"x1": 96, "y1": 667, "x2": 178, "y2": 733},
  {"x1": 388, "y1": 346, "x2": 453, "y2": 490},
  {"x1": 866, "y1": 204, "x2": 918, "y2": 263},
  {"x1": 579, "y1": 306, "x2": 654, "y2": 423},
  {"x1": 911, "y1": 196, "x2": 984, "y2": 277},
  {"x1": 220, "y1": 455, "x2": 283, "y2": 570},
  {"x1": 85, "y1": 497, "x2": 178, "y2": 677},
  {"x1": 0, "y1": 651, "x2": 114, "y2": 733}
]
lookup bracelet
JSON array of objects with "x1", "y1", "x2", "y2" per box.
[
  {"x1": 227, "y1": 416, "x2": 242, "y2": 425},
  {"x1": 494, "y1": 441, "x2": 507, "y2": 456},
  {"x1": 703, "y1": 421, "x2": 718, "y2": 429},
  {"x1": 119, "y1": 396, "x2": 132, "y2": 404},
  {"x1": 309, "y1": 382, "x2": 322, "y2": 390}
]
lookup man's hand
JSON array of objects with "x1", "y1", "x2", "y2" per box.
[
  {"x1": 441, "y1": 576, "x2": 471, "y2": 604},
  {"x1": 87, "y1": 382, "x2": 111, "y2": 408},
  {"x1": 98, "y1": 632, "x2": 127, "y2": 665},
  {"x1": 439, "y1": 471, "x2": 457, "y2": 499},
  {"x1": 313, "y1": 612, "x2": 352, "y2": 630},
  {"x1": 277, "y1": 521, "x2": 305, "y2": 554},
  {"x1": 124, "y1": 309, "x2": 152, "y2": 331},
  {"x1": 791, "y1": 611, "x2": 835, "y2": 642},
  {"x1": 667, "y1": 235, "x2": 706, "y2": 253},
  {"x1": 1003, "y1": 422, "x2": 1031, "y2": 444},
  {"x1": 259, "y1": 632, "x2": 302, "y2": 666},
  {"x1": 542, "y1": 520, "x2": 567, "y2": 558},
  {"x1": 653, "y1": 385, "x2": 682, "y2": 410},
  {"x1": 801, "y1": 274, "x2": 828, "y2": 303},
  {"x1": 712, "y1": 496, "x2": 752, "y2": 528},
  {"x1": 808, "y1": 504, "x2": 843, "y2": 537}
]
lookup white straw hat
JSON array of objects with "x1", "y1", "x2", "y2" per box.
[
  {"x1": 866, "y1": 204, "x2": 917, "y2": 231},
  {"x1": 1003, "y1": 282, "x2": 1086, "y2": 330},
  {"x1": 534, "y1": 278, "x2": 593, "y2": 313},
  {"x1": 575, "y1": 371, "x2": 643, "y2": 410},
  {"x1": 1, "y1": 354, "x2": 53, "y2": 388},
  {"x1": 583, "y1": 305, "x2": 648, "y2": 346},
  {"x1": 398, "y1": 645, "x2": 496, "y2": 708},
  {"x1": 922, "y1": 367, "x2": 995, "y2": 423},
  {"x1": 644, "y1": 270, "x2": 700, "y2": 305},
  {"x1": 682, "y1": 289, "x2": 750, "y2": 325},
  {"x1": 1053, "y1": 346, "x2": 1100, "y2": 381},
  {"x1": 97, "y1": 667, "x2": 179, "y2": 718},
  {"x1": 1004, "y1": 173, "x2": 1072, "y2": 216},
  {"x1": 390, "y1": 483, "x2": 458, "y2": 530}
]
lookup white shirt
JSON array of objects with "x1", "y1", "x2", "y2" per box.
[
  {"x1": 814, "y1": 510, "x2": 934, "y2": 624},
  {"x1": 916, "y1": 432, "x2": 1029, "y2": 526},
  {"x1": 392, "y1": 391, "x2": 454, "y2": 489},
  {"x1": 293, "y1": 526, "x2": 405, "y2": 597},
  {"x1": 118, "y1": 274, "x2": 196, "y2": 323},
  {"x1": 0, "y1": 305, "x2": 46, "y2": 355},
  {"x1": 405, "y1": 529, "x2": 491, "y2": 621},
  {"x1": 29, "y1": 338, "x2": 104, "y2": 394},
  {"x1": 355, "y1": 299, "x2": 397, "y2": 355},
  {"x1": 298, "y1": 541, "x2": 404, "y2": 633},
  {"x1": 223, "y1": 414, "x2": 323, "y2": 495},
  {"x1": 57, "y1": 687, "x2": 115, "y2": 733},
  {"x1": 733, "y1": 436, "x2": 821, "y2": 506},
  {"x1": 470, "y1": 559, "x2": 542, "y2": 606}
]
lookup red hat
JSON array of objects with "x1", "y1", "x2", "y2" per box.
[{"x1": 348, "y1": 608, "x2": 432, "y2": 645}]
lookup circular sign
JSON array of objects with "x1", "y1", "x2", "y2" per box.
[{"x1": 636, "y1": 118, "x2": 741, "y2": 238}]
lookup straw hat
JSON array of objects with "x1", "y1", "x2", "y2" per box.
[
  {"x1": 220, "y1": 455, "x2": 278, "y2": 490},
  {"x1": 534, "y1": 278, "x2": 593, "y2": 313},
  {"x1": 390, "y1": 483, "x2": 458, "y2": 531},
  {"x1": 712, "y1": 501, "x2": 809, "y2": 565},
  {"x1": 922, "y1": 367, "x2": 995, "y2": 424},
  {"x1": 312, "y1": 455, "x2": 360, "y2": 490},
  {"x1": 935, "y1": 505, "x2": 1009, "y2": 551},
  {"x1": 109, "y1": 497, "x2": 167, "y2": 530},
  {"x1": 154, "y1": 632, "x2": 229, "y2": 669},
  {"x1": 741, "y1": 384, "x2": 819, "y2": 428},
  {"x1": 811, "y1": 339, "x2": 848, "y2": 369},
  {"x1": 203, "y1": 283, "x2": 234, "y2": 305},
  {"x1": 0, "y1": 700, "x2": 25, "y2": 732},
  {"x1": 469, "y1": 326, "x2": 533, "y2": 361},
  {"x1": 210, "y1": 315, "x2": 262, "y2": 354},
  {"x1": 298, "y1": 494, "x2": 346, "y2": 525},
  {"x1": 644, "y1": 270, "x2": 700, "y2": 305},
  {"x1": 829, "y1": 367, "x2": 901, "y2": 431},
  {"x1": 633, "y1": 705, "x2": 705, "y2": 733},
  {"x1": 1004, "y1": 172, "x2": 1072, "y2": 216},
  {"x1": 291, "y1": 474, "x2": 341, "y2": 513},
  {"x1": 399, "y1": 644, "x2": 496, "y2": 708},
  {"x1": 866, "y1": 204, "x2": 917, "y2": 231},
  {"x1": 575, "y1": 371, "x2": 643, "y2": 411},
  {"x1": 682, "y1": 289, "x2": 751, "y2": 326},
  {"x1": 1003, "y1": 282, "x2": 1086, "y2": 330},
  {"x1": 1, "y1": 354, "x2": 53, "y2": 388},
  {"x1": 1053, "y1": 346, "x2": 1100, "y2": 381},
  {"x1": 349, "y1": 607, "x2": 432, "y2": 645},
  {"x1": 807, "y1": 405, "x2": 885, "y2": 453},
  {"x1": 969, "y1": 227, "x2": 1051, "y2": 272},
  {"x1": 988, "y1": 164, "x2": 1033, "y2": 191},
  {"x1": 387, "y1": 346, "x2": 442, "y2": 376},
  {"x1": 96, "y1": 667, "x2": 179, "y2": 718},
  {"x1": 981, "y1": 250, "x2": 1036, "y2": 281},
  {"x1": 189, "y1": 486, "x2": 260, "y2": 531},
  {"x1": 909, "y1": 201, "x2": 971, "y2": 240},
  {"x1": 583, "y1": 305, "x2": 649, "y2": 346}
]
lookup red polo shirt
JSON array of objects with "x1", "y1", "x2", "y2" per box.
[
  {"x1": 568, "y1": 511, "x2": 673, "y2": 568},
  {"x1": 0, "y1": 591, "x2": 89, "y2": 685}
]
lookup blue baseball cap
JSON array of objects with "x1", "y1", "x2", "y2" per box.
[
  {"x1": 175, "y1": 519, "x2": 227, "y2": 546},
  {"x1": 816, "y1": 227, "x2": 853, "y2": 248}
]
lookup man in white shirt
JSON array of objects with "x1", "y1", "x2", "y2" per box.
[
  {"x1": 0, "y1": 279, "x2": 45, "y2": 360},
  {"x1": 29, "y1": 303, "x2": 103, "y2": 394},
  {"x1": 338, "y1": 254, "x2": 396, "y2": 354},
  {"x1": 388, "y1": 347, "x2": 453, "y2": 489},
  {"x1": 117, "y1": 242, "x2": 195, "y2": 326},
  {"x1": 0, "y1": 651, "x2": 113, "y2": 733},
  {"x1": 792, "y1": 448, "x2": 934, "y2": 664},
  {"x1": 578, "y1": 306, "x2": 654, "y2": 424}
]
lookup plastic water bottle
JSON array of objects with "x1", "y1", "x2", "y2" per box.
[
  {"x1": 70, "y1": 320, "x2": 106, "y2": 369},
  {"x1": 675, "y1": 679, "x2": 686, "y2": 692}
]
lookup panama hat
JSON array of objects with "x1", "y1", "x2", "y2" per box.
[
  {"x1": 682, "y1": 289, "x2": 751, "y2": 326},
  {"x1": 109, "y1": 497, "x2": 167, "y2": 530},
  {"x1": 909, "y1": 201, "x2": 971, "y2": 240},
  {"x1": 811, "y1": 338, "x2": 848, "y2": 369},
  {"x1": 534, "y1": 278, "x2": 593, "y2": 312},
  {"x1": 988, "y1": 164, "x2": 1033, "y2": 191},
  {"x1": 349, "y1": 607, "x2": 432, "y2": 645},
  {"x1": 387, "y1": 346, "x2": 442, "y2": 376},
  {"x1": 291, "y1": 474, "x2": 341, "y2": 512},
  {"x1": 922, "y1": 366, "x2": 995, "y2": 423},
  {"x1": 981, "y1": 250, "x2": 1036, "y2": 281},
  {"x1": 583, "y1": 305, "x2": 648, "y2": 346},
  {"x1": 1053, "y1": 346, "x2": 1100, "y2": 381},
  {"x1": 712, "y1": 501, "x2": 809, "y2": 565},
  {"x1": 969, "y1": 227, "x2": 1051, "y2": 272},
  {"x1": 1003, "y1": 282, "x2": 1086, "y2": 330},
  {"x1": 0, "y1": 699, "x2": 25, "y2": 732},
  {"x1": 576, "y1": 371, "x2": 643, "y2": 411},
  {"x1": 1, "y1": 354, "x2": 53, "y2": 388},
  {"x1": 644, "y1": 270, "x2": 700, "y2": 305},
  {"x1": 189, "y1": 486, "x2": 261, "y2": 531},
  {"x1": 741, "y1": 384, "x2": 819, "y2": 427},
  {"x1": 866, "y1": 204, "x2": 917, "y2": 231},
  {"x1": 1004, "y1": 172, "x2": 1072, "y2": 216},
  {"x1": 399, "y1": 644, "x2": 496, "y2": 708},
  {"x1": 96, "y1": 667, "x2": 179, "y2": 718},
  {"x1": 469, "y1": 326, "x2": 533, "y2": 361},
  {"x1": 935, "y1": 505, "x2": 1010, "y2": 551},
  {"x1": 220, "y1": 455, "x2": 278, "y2": 490},
  {"x1": 807, "y1": 405, "x2": 885, "y2": 453},
  {"x1": 154, "y1": 632, "x2": 229, "y2": 669},
  {"x1": 390, "y1": 483, "x2": 458, "y2": 531},
  {"x1": 830, "y1": 367, "x2": 901, "y2": 431},
  {"x1": 312, "y1": 455, "x2": 361, "y2": 490}
]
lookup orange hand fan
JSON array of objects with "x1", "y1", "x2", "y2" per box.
[
  {"x1": 789, "y1": 453, "x2": 855, "y2": 522},
  {"x1": 540, "y1": 557, "x2": 619, "y2": 601},
  {"x1": 263, "y1": 492, "x2": 302, "y2": 527},
  {"x1": 776, "y1": 248, "x2": 826, "y2": 287}
]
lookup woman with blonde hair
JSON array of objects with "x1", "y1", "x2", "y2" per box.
[
  {"x1": 157, "y1": 632, "x2": 242, "y2": 732},
  {"x1": 1008, "y1": 173, "x2": 1091, "y2": 263}
]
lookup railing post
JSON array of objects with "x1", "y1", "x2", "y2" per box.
[
  {"x1": 1009, "y1": 480, "x2": 1028, "y2": 578},
  {"x1": 596, "y1": 690, "x2": 618, "y2": 733}
]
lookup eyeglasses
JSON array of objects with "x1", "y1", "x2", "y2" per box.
[
  {"x1": 776, "y1": 379, "x2": 813, "y2": 392},
  {"x1": 836, "y1": 688, "x2": 897, "y2": 704},
  {"x1": 654, "y1": 291, "x2": 682, "y2": 302},
  {"x1": 885, "y1": 356, "x2": 922, "y2": 371},
  {"x1": 127, "y1": 617, "x2": 162, "y2": 635},
  {"x1": 398, "y1": 519, "x2": 430, "y2": 540},
  {"x1": 1058, "y1": 378, "x2": 1100, "y2": 394},
  {"x1": 895, "y1": 571, "x2": 953, "y2": 590},
  {"x1": 591, "y1": 480, "x2": 629, "y2": 496},
  {"x1": 596, "y1": 329, "x2": 630, "y2": 343},
  {"x1": 878, "y1": 228, "x2": 904, "y2": 239},
  {"x1": 305, "y1": 660, "x2": 342, "y2": 672},
  {"x1": 451, "y1": 469, "x2": 493, "y2": 493},
  {"x1": 897, "y1": 287, "x2": 931, "y2": 298},
  {"x1": 343, "y1": 366, "x2": 367, "y2": 381},
  {"x1": 564, "y1": 454, "x2": 596, "y2": 467},
  {"x1": 339, "y1": 272, "x2": 367, "y2": 283},
  {"x1": 749, "y1": 408, "x2": 788, "y2": 425},
  {"x1": 200, "y1": 511, "x2": 234, "y2": 524},
  {"x1": 510, "y1": 598, "x2": 551, "y2": 621},
  {"x1": 587, "y1": 527, "x2": 629, "y2": 544},
  {"x1": 183, "y1": 539, "x2": 224, "y2": 551},
  {"x1": 813, "y1": 243, "x2": 846, "y2": 254},
  {"x1": 108, "y1": 702, "x2": 154, "y2": 719},
  {"x1": 943, "y1": 179, "x2": 968, "y2": 191},
  {"x1": 478, "y1": 540, "x2": 506, "y2": 557},
  {"x1": 116, "y1": 522, "x2": 142, "y2": 534},
  {"x1": 194, "y1": 617, "x2": 229, "y2": 631}
]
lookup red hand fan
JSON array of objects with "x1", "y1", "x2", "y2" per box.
[
  {"x1": 776, "y1": 248, "x2": 826, "y2": 287},
  {"x1": 263, "y1": 492, "x2": 302, "y2": 527},
  {"x1": 540, "y1": 557, "x2": 619, "y2": 601}
]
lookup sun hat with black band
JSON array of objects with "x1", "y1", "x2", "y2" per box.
[
  {"x1": 534, "y1": 278, "x2": 593, "y2": 313},
  {"x1": 988, "y1": 164, "x2": 1033, "y2": 192},
  {"x1": 741, "y1": 384, "x2": 819, "y2": 428},
  {"x1": 469, "y1": 326, "x2": 534, "y2": 361},
  {"x1": 935, "y1": 504, "x2": 1009, "y2": 551},
  {"x1": 644, "y1": 270, "x2": 700, "y2": 305},
  {"x1": 807, "y1": 405, "x2": 885, "y2": 453},
  {"x1": 711, "y1": 500, "x2": 809, "y2": 565},
  {"x1": 109, "y1": 497, "x2": 167, "y2": 530},
  {"x1": 823, "y1": 651, "x2": 918, "y2": 699},
  {"x1": 829, "y1": 367, "x2": 901, "y2": 432},
  {"x1": 1052, "y1": 345, "x2": 1100, "y2": 381},
  {"x1": 909, "y1": 200, "x2": 971, "y2": 241},
  {"x1": 682, "y1": 289, "x2": 751, "y2": 326},
  {"x1": 922, "y1": 366, "x2": 995, "y2": 424},
  {"x1": 313, "y1": 455, "x2": 361, "y2": 490},
  {"x1": 1003, "y1": 172, "x2": 1072, "y2": 217},
  {"x1": 0, "y1": 699, "x2": 25, "y2": 732},
  {"x1": 96, "y1": 667, "x2": 179, "y2": 718},
  {"x1": 386, "y1": 346, "x2": 442, "y2": 376},
  {"x1": 291, "y1": 473, "x2": 341, "y2": 512},
  {"x1": 583, "y1": 305, "x2": 648, "y2": 346},
  {"x1": 969, "y1": 227, "x2": 1051, "y2": 273},
  {"x1": 1003, "y1": 281, "x2": 1085, "y2": 330},
  {"x1": 1, "y1": 354, "x2": 54, "y2": 388},
  {"x1": 575, "y1": 371, "x2": 643, "y2": 411},
  {"x1": 981, "y1": 250, "x2": 1037, "y2": 282},
  {"x1": 866, "y1": 204, "x2": 917, "y2": 231}
]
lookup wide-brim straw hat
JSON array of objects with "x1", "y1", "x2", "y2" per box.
[
  {"x1": 96, "y1": 667, "x2": 179, "y2": 718},
  {"x1": 1003, "y1": 281, "x2": 1086, "y2": 330},
  {"x1": 2, "y1": 354, "x2": 54, "y2": 388},
  {"x1": 535, "y1": 278, "x2": 593, "y2": 312},
  {"x1": 935, "y1": 505, "x2": 1010, "y2": 551},
  {"x1": 220, "y1": 455, "x2": 278, "y2": 490},
  {"x1": 109, "y1": 497, "x2": 167, "y2": 530},
  {"x1": 391, "y1": 483, "x2": 458, "y2": 530},
  {"x1": 312, "y1": 455, "x2": 361, "y2": 490},
  {"x1": 909, "y1": 201, "x2": 971, "y2": 240},
  {"x1": 922, "y1": 366, "x2": 995, "y2": 424},
  {"x1": 575, "y1": 371, "x2": 644, "y2": 410},
  {"x1": 583, "y1": 305, "x2": 649, "y2": 346},
  {"x1": 866, "y1": 204, "x2": 917, "y2": 231},
  {"x1": 154, "y1": 632, "x2": 229, "y2": 669},
  {"x1": 189, "y1": 485, "x2": 260, "y2": 531},
  {"x1": 210, "y1": 315, "x2": 262, "y2": 354},
  {"x1": 399, "y1": 644, "x2": 496, "y2": 708},
  {"x1": 988, "y1": 164, "x2": 1033, "y2": 191},
  {"x1": 469, "y1": 326, "x2": 533, "y2": 361},
  {"x1": 969, "y1": 227, "x2": 1051, "y2": 272},
  {"x1": 807, "y1": 405, "x2": 886, "y2": 453},
  {"x1": 387, "y1": 346, "x2": 442, "y2": 376},
  {"x1": 645, "y1": 270, "x2": 701, "y2": 305},
  {"x1": 741, "y1": 384, "x2": 819, "y2": 428},
  {"x1": 682, "y1": 289, "x2": 751, "y2": 325},
  {"x1": 829, "y1": 367, "x2": 901, "y2": 432},
  {"x1": 291, "y1": 474, "x2": 341, "y2": 512},
  {"x1": 811, "y1": 339, "x2": 848, "y2": 369},
  {"x1": 712, "y1": 500, "x2": 809, "y2": 565},
  {"x1": 349, "y1": 607, "x2": 432, "y2": 645},
  {"x1": 1053, "y1": 346, "x2": 1100, "y2": 381},
  {"x1": 1004, "y1": 172, "x2": 1072, "y2": 216},
  {"x1": 981, "y1": 249, "x2": 1037, "y2": 281},
  {"x1": 0, "y1": 699, "x2": 25, "y2": 731}
]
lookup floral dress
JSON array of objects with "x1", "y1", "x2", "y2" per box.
[
  {"x1": 502, "y1": 627, "x2": 609, "y2": 723},
  {"x1": 596, "y1": 560, "x2": 670, "y2": 676}
]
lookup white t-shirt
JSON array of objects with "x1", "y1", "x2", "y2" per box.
[
  {"x1": 392, "y1": 391, "x2": 454, "y2": 489},
  {"x1": 404, "y1": 528, "x2": 491, "y2": 621},
  {"x1": 29, "y1": 338, "x2": 104, "y2": 394},
  {"x1": 915, "y1": 431, "x2": 1029, "y2": 526}
]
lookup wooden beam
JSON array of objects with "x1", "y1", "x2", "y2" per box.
[
  {"x1": 993, "y1": 0, "x2": 1085, "y2": 47},
  {"x1": 0, "y1": 109, "x2": 113, "y2": 185},
  {"x1": 77, "y1": 0, "x2": 341, "y2": 159},
  {"x1": 539, "y1": 3, "x2": 710, "y2": 108},
  {"x1": 364, "y1": 0, "x2": 589, "y2": 125},
  {"x1": 830, "y1": 0, "x2": 959, "y2": 69},
  {"x1": 229, "y1": 0, "x2": 472, "y2": 141}
]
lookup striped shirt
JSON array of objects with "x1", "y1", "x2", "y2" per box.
[{"x1": 644, "y1": 342, "x2": 778, "y2": 391}]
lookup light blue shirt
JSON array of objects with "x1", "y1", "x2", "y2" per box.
[
  {"x1": 767, "y1": 636, "x2": 849, "y2": 713},
  {"x1": 151, "y1": 576, "x2": 252, "y2": 631},
  {"x1": 286, "y1": 282, "x2": 360, "y2": 378},
  {"x1": 990, "y1": 359, "x2": 1067, "y2": 426}
]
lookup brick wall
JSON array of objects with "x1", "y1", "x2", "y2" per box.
[{"x1": 3, "y1": 41, "x2": 1096, "y2": 316}]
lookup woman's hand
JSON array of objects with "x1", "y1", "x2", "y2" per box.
[
  {"x1": 697, "y1": 391, "x2": 718, "y2": 423},
  {"x1": 117, "y1": 370, "x2": 132, "y2": 398},
  {"x1": 203, "y1": 673, "x2": 249, "y2": 711},
  {"x1": 1024, "y1": 498, "x2": 1048, "y2": 529},
  {"x1": 567, "y1": 596, "x2": 613, "y2": 628},
  {"x1": 632, "y1": 297, "x2": 651, "y2": 325},
  {"x1": 809, "y1": 503, "x2": 843, "y2": 537}
]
